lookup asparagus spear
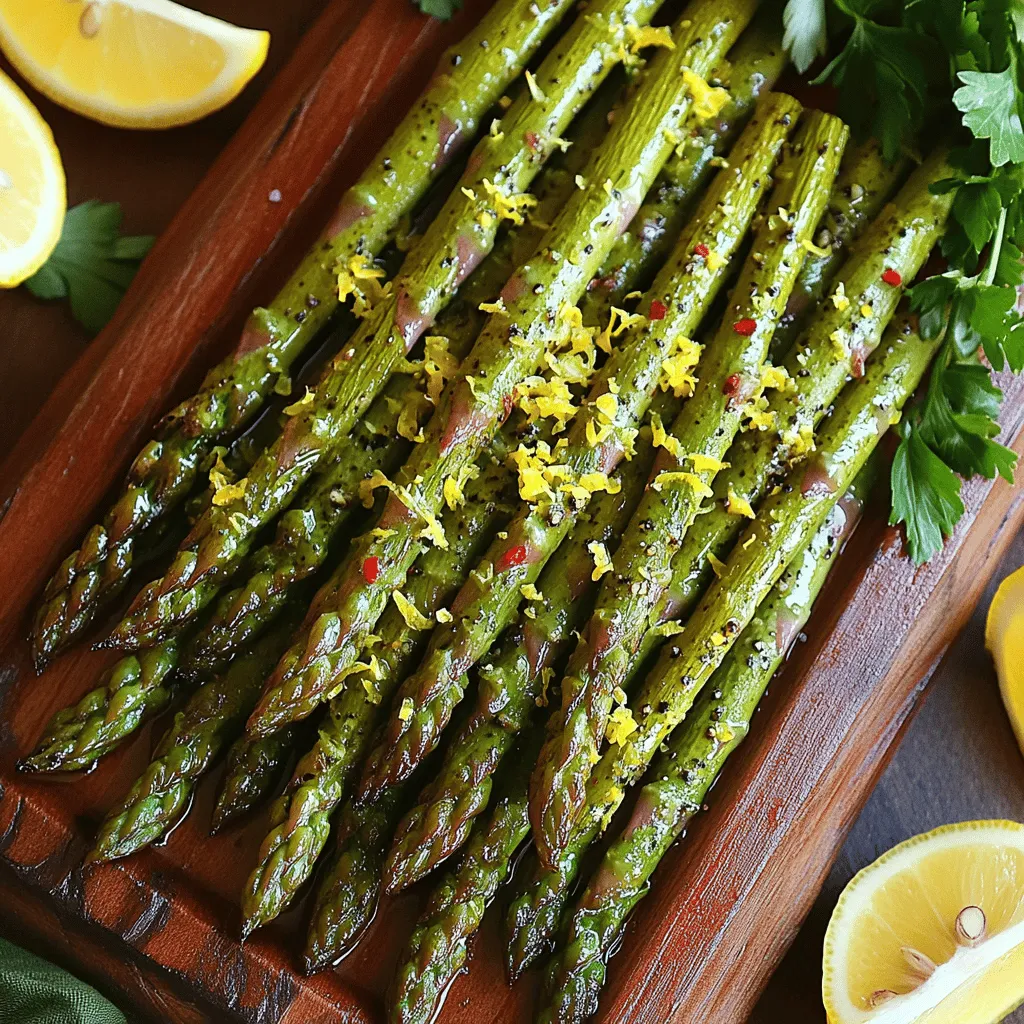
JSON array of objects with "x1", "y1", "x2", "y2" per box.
[
  {"x1": 538, "y1": 472, "x2": 870, "y2": 1023},
  {"x1": 576, "y1": 21, "x2": 788, "y2": 324},
  {"x1": 383, "y1": 414, "x2": 665, "y2": 892},
  {"x1": 245, "y1": 0, "x2": 759, "y2": 742},
  {"x1": 770, "y1": 139, "x2": 907, "y2": 356},
  {"x1": 30, "y1": 0, "x2": 563, "y2": 668},
  {"x1": 356, "y1": 86, "x2": 799, "y2": 804},
  {"x1": 304, "y1": 785, "x2": 411, "y2": 972},
  {"x1": 125, "y1": 72, "x2": 626, "y2": 662},
  {"x1": 21, "y1": 641, "x2": 181, "y2": 773},
  {"x1": 238, "y1": 454, "x2": 517, "y2": 936},
  {"x1": 529, "y1": 110, "x2": 849, "y2": 866},
  {"x1": 388, "y1": 731, "x2": 543, "y2": 1024},
  {"x1": 212, "y1": 725, "x2": 305, "y2": 832},
  {"x1": 105, "y1": 0, "x2": 676, "y2": 654},
  {"x1": 87, "y1": 618, "x2": 299, "y2": 863},
  {"x1": 377, "y1": 40, "x2": 790, "y2": 880},
  {"x1": 504, "y1": 312, "x2": 945, "y2": 975},
  {"x1": 655, "y1": 149, "x2": 953, "y2": 633}
]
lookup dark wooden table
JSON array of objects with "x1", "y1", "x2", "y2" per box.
[{"x1": 2, "y1": 3, "x2": 1022, "y2": 1020}]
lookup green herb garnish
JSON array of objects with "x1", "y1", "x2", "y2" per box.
[
  {"x1": 784, "y1": 0, "x2": 1024, "y2": 562},
  {"x1": 24, "y1": 200, "x2": 154, "y2": 336}
]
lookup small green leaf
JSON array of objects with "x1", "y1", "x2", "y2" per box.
[
  {"x1": 890, "y1": 422, "x2": 965, "y2": 565},
  {"x1": 954, "y1": 67, "x2": 1024, "y2": 167},
  {"x1": 414, "y1": 0, "x2": 461, "y2": 19},
  {"x1": 22, "y1": 200, "x2": 154, "y2": 336}
]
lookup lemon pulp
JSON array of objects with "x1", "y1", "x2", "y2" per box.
[
  {"x1": 0, "y1": 69, "x2": 65, "y2": 287},
  {"x1": 824, "y1": 821, "x2": 1024, "y2": 1024}
]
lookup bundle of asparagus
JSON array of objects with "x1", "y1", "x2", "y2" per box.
[{"x1": 24, "y1": 0, "x2": 1022, "y2": 1017}]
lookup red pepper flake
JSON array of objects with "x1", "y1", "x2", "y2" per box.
[
  {"x1": 502, "y1": 392, "x2": 514, "y2": 421},
  {"x1": 723, "y1": 373, "x2": 742, "y2": 396},
  {"x1": 733, "y1": 318, "x2": 757, "y2": 336},
  {"x1": 881, "y1": 268, "x2": 902, "y2": 287},
  {"x1": 525, "y1": 130, "x2": 541, "y2": 151},
  {"x1": 649, "y1": 299, "x2": 667, "y2": 321},
  {"x1": 693, "y1": 243, "x2": 710, "y2": 259},
  {"x1": 361, "y1": 556, "x2": 380, "y2": 584},
  {"x1": 496, "y1": 544, "x2": 528, "y2": 573}
]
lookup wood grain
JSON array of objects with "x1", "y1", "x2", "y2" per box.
[{"x1": 1, "y1": 0, "x2": 1023, "y2": 1021}]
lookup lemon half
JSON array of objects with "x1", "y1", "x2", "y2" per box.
[
  {"x1": 0, "y1": 69, "x2": 65, "y2": 287},
  {"x1": 0, "y1": 0, "x2": 269, "y2": 130},
  {"x1": 823, "y1": 820, "x2": 1024, "y2": 1024},
  {"x1": 987, "y1": 564, "x2": 1024, "y2": 755}
]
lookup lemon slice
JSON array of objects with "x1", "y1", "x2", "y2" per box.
[
  {"x1": 823, "y1": 820, "x2": 1024, "y2": 1024},
  {"x1": 0, "y1": 0, "x2": 269, "y2": 130},
  {"x1": 987, "y1": 564, "x2": 1024, "y2": 754},
  {"x1": 0, "y1": 69, "x2": 66, "y2": 288}
]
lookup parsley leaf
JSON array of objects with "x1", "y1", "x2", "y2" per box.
[
  {"x1": 783, "y1": 0, "x2": 830, "y2": 73},
  {"x1": 954, "y1": 66, "x2": 1024, "y2": 166},
  {"x1": 918, "y1": 357, "x2": 1018, "y2": 481},
  {"x1": 413, "y1": 0, "x2": 462, "y2": 19},
  {"x1": 812, "y1": 4, "x2": 928, "y2": 161},
  {"x1": 890, "y1": 420, "x2": 965, "y2": 564},
  {"x1": 23, "y1": 201, "x2": 154, "y2": 336}
]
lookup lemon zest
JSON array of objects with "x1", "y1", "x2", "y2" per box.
[
  {"x1": 337, "y1": 253, "x2": 389, "y2": 318},
  {"x1": 606, "y1": 705, "x2": 638, "y2": 745},
  {"x1": 482, "y1": 178, "x2": 537, "y2": 227},
  {"x1": 681, "y1": 68, "x2": 729, "y2": 120},
  {"x1": 588, "y1": 540, "x2": 614, "y2": 581},
  {"x1": 525, "y1": 70, "x2": 546, "y2": 103},
  {"x1": 626, "y1": 24, "x2": 676, "y2": 53},
  {"x1": 359, "y1": 470, "x2": 447, "y2": 548},
  {"x1": 651, "y1": 471, "x2": 713, "y2": 497},
  {"x1": 727, "y1": 486, "x2": 756, "y2": 518}
]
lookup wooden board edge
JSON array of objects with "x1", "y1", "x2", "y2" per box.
[{"x1": 0, "y1": 778, "x2": 370, "y2": 1023}]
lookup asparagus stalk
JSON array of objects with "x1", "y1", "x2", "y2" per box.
[
  {"x1": 356, "y1": 86, "x2": 798, "y2": 804},
  {"x1": 770, "y1": 139, "x2": 907, "y2": 356},
  {"x1": 504, "y1": 312, "x2": 944, "y2": 976},
  {"x1": 245, "y1": 0, "x2": 759, "y2": 742},
  {"x1": 656, "y1": 150, "x2": 952, "y2": 632},
  {"x1": 21, "y1": 642, "x2": 181, "y2": 773},
  {"x1": 576, "y1": 21, "x2": 787, "y2": 324},
  {"x1": 30, "y1": 0, "x2": 563, "y2": 667},
  {"x1": 87, "y1": 618, "x2": 299, "y2": 862},
  {"x1": 212, "y1": 725, "x2": 305, "y2": 832},
  {"x1": 238, "y1": 454, "x2": 517, "y2": 936},
  {"x1": 529, "y1": 110, "x2": 849, "y2": 866},
  {"x1": 126, "y1": 70, "x2": 627, "y2": 663},
  {"x1": 377, "y1": 40, "x2": 790, "y2": 880},
  {"x1": 304, "y1": 784, "x2": 411, "y2": 973},
  {"x1": 105, "y1": 0, "x2": 675, "y2": 653},
  {"x1": 537, "y1": 471, "x2": 871, "y2": 1023},
  {"x1": 382, "y1": 414, "x2": 665, "y2": 892},
  {"x1": 388, "y1": 732, "x2": 543, "y2": 1024}
]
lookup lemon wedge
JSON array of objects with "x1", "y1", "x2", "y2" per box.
[
  {"x1": 823, "y1": 820, "x2": 1024, "y2": 1024},
  {"x1": 0, "y1": 0, "x2": 269, "y2": 130},
  {"x1": 0, "y1": 69, "x2": 66, "y2": 288},
  {"x1": 987, "y1": 564, "x2": 1024, "y2": 755}
]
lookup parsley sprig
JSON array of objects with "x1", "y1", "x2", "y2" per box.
[
  {"x1": 784, "y1": 0, "x2": 1024, "y2": 562},
  {"x1": 25, "y1": 201, "x2": 154, "y2": 336}
]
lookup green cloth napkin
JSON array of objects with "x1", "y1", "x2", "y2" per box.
[{"x1": 0, "y1": 937, "x2": 126, "y2": 1024}]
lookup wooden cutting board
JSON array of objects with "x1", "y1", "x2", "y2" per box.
[{"x1": 1, "y1": 1, "x2": 1023, "y2": 1021}]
